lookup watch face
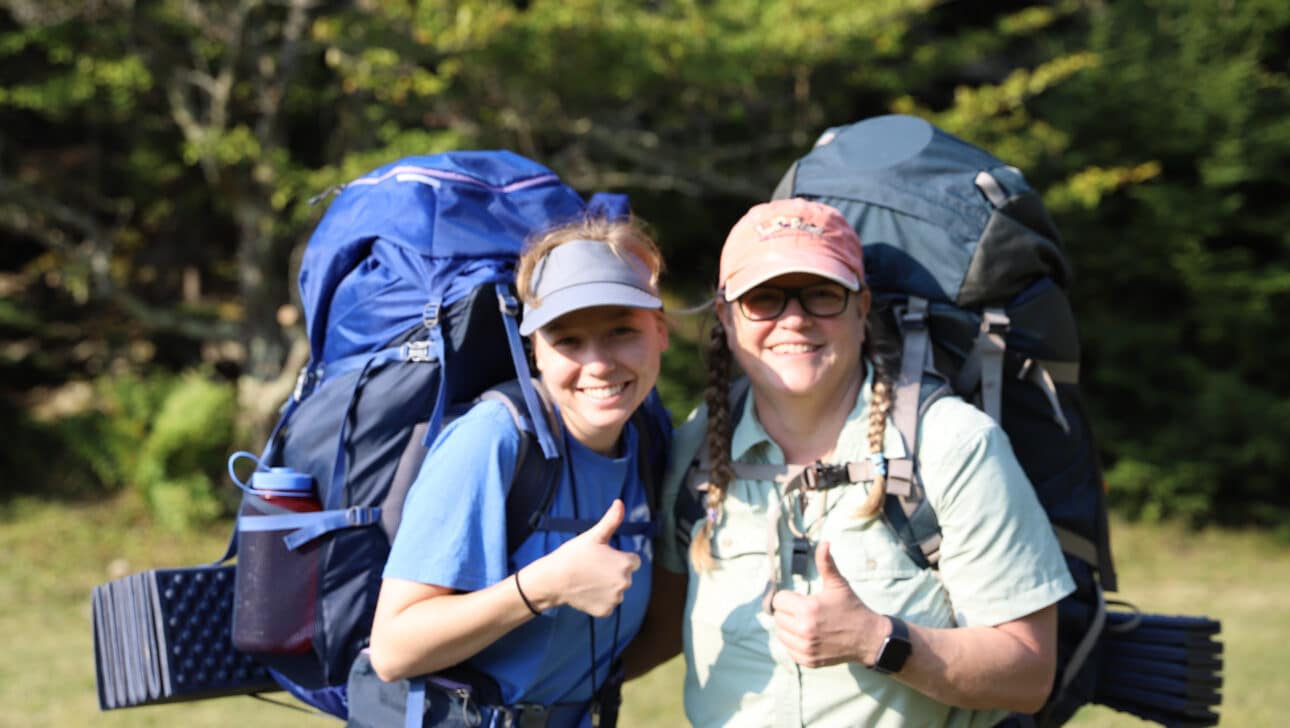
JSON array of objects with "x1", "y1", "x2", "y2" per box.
[
  {"x1": 876, "y1": 634, "x2": 912, "y2": 673},
  {"x1": 874, "y1": 617, "x2": 913, "y2": 674}
]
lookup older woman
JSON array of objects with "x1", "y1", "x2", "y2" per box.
[{"x1": 642, "y1": 198, "x2": 1074, "y2": 727}]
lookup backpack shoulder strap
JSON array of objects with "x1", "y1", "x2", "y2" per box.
[
  {"x1": 479, "y1": 379, "x2": 564, "y2": 554},
  {"x1": 629, "y1": 389, "x2": 671, "y2": 514},
  {"x1": 486, "y1": 379, "x2": 665, "y2": 552},
  {"x1": 884, "y1": 295, "x2": 949, "y2": 570}
]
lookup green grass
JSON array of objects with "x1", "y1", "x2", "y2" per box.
[{"x1": 3, "y1": 492, "x2": 1285, "y2": 726}]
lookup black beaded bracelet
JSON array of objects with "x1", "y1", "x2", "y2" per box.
[{"x1": 514, "y1": 570, "x2": 540, "y2": 616}]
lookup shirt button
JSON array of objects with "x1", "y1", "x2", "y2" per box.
[
  {"x1": 866, "y1": 559, "x2": 877, "y2": 570},
  {"x1": 720, "y1": 536, "x2": 734, "y2": 550}
]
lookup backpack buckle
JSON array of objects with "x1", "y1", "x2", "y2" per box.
[
  {"x1": 401, "y1": 340, "x2": 435, "y2": 362},
  {"x1": 423, "y1": 302, "x2": 440, "y2": 329},
  {"x1": 898, "y1": 303, "x2": 927, "y2": 330},
  {"x1": 292, "y1": 365, "x2": 323, "y2": 401},
  {"x1": 804, "y1": 460, "x2": 850, "y2": 490},
  {"x1": 498, "y1": 289, "x2": 520, "y2": 317},
  {"x1": 982, "y1": 309, "x2": 1010, "y2": 334}
]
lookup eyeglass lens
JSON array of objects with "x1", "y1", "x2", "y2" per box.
[{"x1": 738, "y1": 283, "x2": 850, "y2": 321}]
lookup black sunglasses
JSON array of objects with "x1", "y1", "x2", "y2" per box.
[{"x1": 733, "y1": 282, "x2": 854, "y2": 321}]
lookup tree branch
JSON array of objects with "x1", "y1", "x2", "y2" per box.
[{"x1": 0, "y1": 175, "x2": 243, "y2": 341}]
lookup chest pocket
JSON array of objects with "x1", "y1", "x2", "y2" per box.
[
  {"x1": 686, "y1": 498, "x2": 771, "y2": 640},
  {"x1": 826, "y1": 515, "x2": 955, "y2": 627}
]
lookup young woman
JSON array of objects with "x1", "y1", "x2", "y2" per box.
[
  {"x1": 351, "y1": 216, "x2": 671, "y2": 728},
  {"x1": 645, "y1": 198, "x2": 1075, "y2": 726}
]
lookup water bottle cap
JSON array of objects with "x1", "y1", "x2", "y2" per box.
[{"x1": 251, "y1": 467, "x2": 314, "y2": 494}]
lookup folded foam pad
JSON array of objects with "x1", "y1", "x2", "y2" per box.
[
  {"x1": 90, "y1": 565, "x2": 280, "y2": 710},
  {"x1": 1098, "y1": 697, "x2": 1220, "y2": 728},
  {"x1": 1096, "y1": 611, "x2": 1223, "y2": 726},
  {"x1": 1111, "y1": 656, "x2": 1223, "y2": 687},
  {"x1": 1112, "y1": 671, "x2": 1221, "y2": 703},
  {"x1": 1106, "y1": 612, "x2": 1221, "y2": 634},
  {"x1": 1097, "y1": 683, "x2": 1220, "y2": 719},
  {"x1": 1103, "y1": 638, "x2": 1223, "y2": 669}
]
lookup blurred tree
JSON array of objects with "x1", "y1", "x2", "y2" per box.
[
  {"x1": 1029, "y1": 0, "x2": 1290, "y2": 528},
  {"x1": 0, "y1": 0, "x2": 1286, "y2": 529}
]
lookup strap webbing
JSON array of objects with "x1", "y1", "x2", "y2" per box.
[
  {"x1": 419, "y1": 297, "x2": 450, "y2": 448},
  {"x1": 893, "y1": 297, "x2": 929, "y2": 464},
  {"x1": 497, "y1": 283, "x2": 559, "y2": 460},
  {"x1": 1043, "y1": 582, "x2": 1107, "y2": 725},
  {"x1": 1022, "y1": 360, "x2": 1071, "y2": 435},
  {"x1": 890, "y1": 297, "x2": 940, "y2": 566},
  {"x1": 688, "y1": 459, "x2": 914, "y2": 497},
  {"x1": 974, "y1": 170, "x2": 1011, "y2": 208},
  {"x1": 405, "y1": 676, "x2": 425, "y2": 728},
  {"x1": 328, "y1": 354, "x2": 381, "y2": 510},
  {"x1": 1052, "y1": 525, "x2": 1101, "y2": 568},
  {"x1": 1036, "y1": 358, "x2": 1079, "y2": 385},
  {"x1": 277, "y1": 507, "x2": 381, "y2": 550},
  {"x1": 975, "y1": 308, "x2": 1010, "y2": 423},
  {"x1": 535, "y1": 516, "x2": 656, "y2": 538}
]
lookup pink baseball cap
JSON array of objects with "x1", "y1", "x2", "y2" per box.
[{"x1": 718, "y1": 198, "x2": 865, "y2": 301}]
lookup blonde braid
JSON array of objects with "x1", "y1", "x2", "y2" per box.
[
  {"x1": 854, "y1": 371, "x2": 894, "y2": 518},
  {"x1": 691, "y1": 316, "x2": 734, "y2": 573}
]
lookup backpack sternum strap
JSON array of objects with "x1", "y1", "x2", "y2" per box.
[{"x1": 686, "y1": 456, "x2": 913, "y2": 495}]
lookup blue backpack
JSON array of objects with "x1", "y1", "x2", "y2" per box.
[{"x1": 225, "y1": 151, "x2": 669, "y2": 719}]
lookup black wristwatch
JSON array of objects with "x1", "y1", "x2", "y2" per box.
[{"x1": 870, "y1": 615, "x2": 912, "y2": 674}]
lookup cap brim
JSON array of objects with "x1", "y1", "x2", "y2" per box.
[
  {"x1": 519, "y1": 283, "x2": 663, "y2": 335},
  {"x1": 722, "y1": 254, "x2": 860, "y2": 301}
]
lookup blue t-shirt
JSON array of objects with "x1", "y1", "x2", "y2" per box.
[{"x1": 383, "y1": 398, "x2": 654, "y2": 708}]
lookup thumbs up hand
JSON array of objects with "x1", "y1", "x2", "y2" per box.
[
  {"x1": 522, "y1": 499, "x2": 641, "y2": 618},
  {"x1": 770, "y1": 541, "x2": 886, "y2": 668},
  {"x1": 584, "y1": 497, "x2": 627, "y2": 545}
]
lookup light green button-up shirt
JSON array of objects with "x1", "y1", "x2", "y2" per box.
[{"x1": 657, "y1": 372, "x2": 1075, "y2": 728}]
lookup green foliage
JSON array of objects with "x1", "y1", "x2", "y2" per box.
[
  {"x1": 1019, "y1": 0, "x2": 1290, "y2": 527},
  {"x1": 131, "y1": 372, "x2": 237, "y2": 530},
  {"x1": 4, "y1": 370, "x2": 239, "y2": 529},
  {"x1": 2, "y1": 0, "x2": 1288, "y2": 529}
]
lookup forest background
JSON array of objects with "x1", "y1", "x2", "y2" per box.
[
  {"x1": 0, "y1": 0, "x2": 1287, "y2": 723},
  {"x1": 6, "y1": 0, "x2": 1289, "y2": 531}
]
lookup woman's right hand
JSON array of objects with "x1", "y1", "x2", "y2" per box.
[{"x1": 522, "y1": 499, "x2": 641, "y2": 617}]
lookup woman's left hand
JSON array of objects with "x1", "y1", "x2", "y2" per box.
[{"x1": 769, "y1": 541, "x2": 885, "y2": 668}]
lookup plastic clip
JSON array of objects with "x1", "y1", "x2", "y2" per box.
[
  {"x1": 804, "y1": 460, "x2": 850, "y2": 490},
  {"x1": 869, "y1": 452, "x2": 888, "y2": 478},
  {"x1": 497, "y1": 289, "x2": 520, "y2": 317},
  {"x1": 423, "y1": 302, "x2": 440, "y2": 329},
  {"x1": 401, "y1": 340, "x2": 434, "y2": 363}
]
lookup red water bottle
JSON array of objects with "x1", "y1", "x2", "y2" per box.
[{"x1": 228, "y1": 454, "x2": 323, "y2": 655}]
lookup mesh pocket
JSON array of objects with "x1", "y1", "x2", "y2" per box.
[{"x1": 232, "y1": 495, "x2": 320, "y2": 654}]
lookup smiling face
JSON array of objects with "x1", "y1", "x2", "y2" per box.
[
  {"x1": 718, "y1": 272, "x2": 869, "y2": 402},
  {"x1": 530, "y1": 305, "x2": 669, "y2": 455}
]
